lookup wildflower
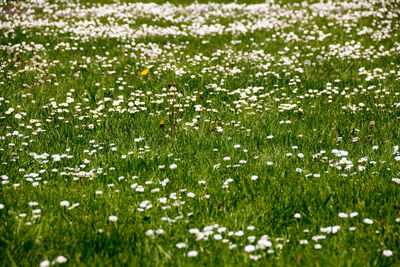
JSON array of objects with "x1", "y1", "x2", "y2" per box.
[
  {"x1": 145, "y1": 230, "x2": 154, "y2": 236},
  {"x1": 235, "y1": 230, "x2": 244, "y2": 236},
  {"x1": 176, "y1": 242, "x2": 187, "y2": 248},
  {"x1": 109, "y1": 215, "x2": 118, "y2": 222},
  {"x1": 214, "y1": 234, "x2": 222, "y2": 240},
  {"x1": 188, "y1": 250, "x2": 198, "y2": 257},
  {"x1": 249, "y1": 254, "x2": 261, "y2": 260},
  {"x1": 40, "y1": 260, "x2": 50, "y2": 267},
  {"x1": 170, "y1": 164, "x2": 177, "y2": 169},
  {"x1": 60, "y1": 200, "x2": 70, "y2": 207},
  {"x1": 314, "y1": 244, "x2": 322, "y2": 249},
  {"x1": 140, "y1": 69, "x2": 150, "y2": 76},
  {"x1": 244, "y1": 245, "x2": 256, "y2": 253},
  {"x1": 363, "y1": 218, "x2": 374, "y2": 224},
  {"x1": 54, "y1": 256, "x2": 67, "y2": 264},
  {"x1": 382, "y1": 250, "x2": 393, "y2": 257},
  {"x1": 350, "y1": 212, "x2": 359, "y2": 217}
]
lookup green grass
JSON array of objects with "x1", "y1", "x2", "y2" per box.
[{"x1": 1, "y1": 0, "x2": 400, "y2": 266}]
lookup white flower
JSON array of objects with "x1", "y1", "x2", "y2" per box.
[
  {"x1": 176, "y1": 242, "x2": 187, "y2": 249},
  {"x1": 363, "y1": 218, "x2": 374, "y2": 224},
  {"x1": 169, "y1": 164, "x2": 177, "y2": 169},
  {"x1": 350, "y1": 212, "x2": 359, "y2": 218},
  {"x1": 156, "y1": 229, "x2": 164, "y2": 235},
  {"x1": 214, "y1": 234, "x2": 222, "y2": 240},
  {"x1": 60, "y1": 200, "x2": 70, "y2": 207},
  {"x1": 294, "y1": 213, "x2": 301, "y2": 219},
  {"x1": 249, "y1": 255, "x2": 261, "y2": 261},
  {"x1": 314, "y1": 244, "x2": 322, "y2": 249},
  {"x1": 299, "y1": 240, "x2": 308, "y2": 245},
  {"x1": 187, "y1": 192, "x2": 195, "y2": 198},
  {"x1": 235, "y1": 230, "x2": 244, "y2": 236},
  {"x1": 338, "y1": 212, "x2": 348, "y2": 218},
  {"x1": 109, "y1": 215, "x2": 118, "y2": 222},
  {"x1": 251, "y1": 175, "x2": 258, "y2": 181},
  {"x1": 382, "y1": 250, "x2": 393, "y2": 257},
  {"x1": 257, "y1": 239, "x2": 272, "y2": 249},
  {"x1": 189, "y1": 228, "x2": 199, "y2": 234},
  {"x1": 244, "y1": 245, "x2": 256, "y2": 252},
  {"x1": 145, "y1": 229, "x2": 154, "y2": 236},
  {"x1": 0, "y1": 204, "x2": 4, "y2": 209},
  {"x1": 40, "y1": 260, "x2": 50, "y2": 267},
  {"x1": 187, "y1": 250, "x2": 198, "y2": 257},
  {"x1": 158, "y1": 197, "x2": 167, "y2": 204},
  {"x1": 55, "y1": 256, "x2": 67, "y2": 264}
]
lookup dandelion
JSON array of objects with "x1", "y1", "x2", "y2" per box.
[{"x1": 140, "y1": 69, "x2": 150, "y2": 76}]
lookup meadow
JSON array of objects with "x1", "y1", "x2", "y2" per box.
[{"x1": 1, "y1": 0, "x2": 400, "y2": 266}]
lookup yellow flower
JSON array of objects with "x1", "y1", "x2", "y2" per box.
[{"x1": 140, "y1": 69, "x2": 150, "y2": 76}]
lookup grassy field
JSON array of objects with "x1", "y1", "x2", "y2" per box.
[{"x1": 1, "y1": 0, "x2": 400, "y2": 266}]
